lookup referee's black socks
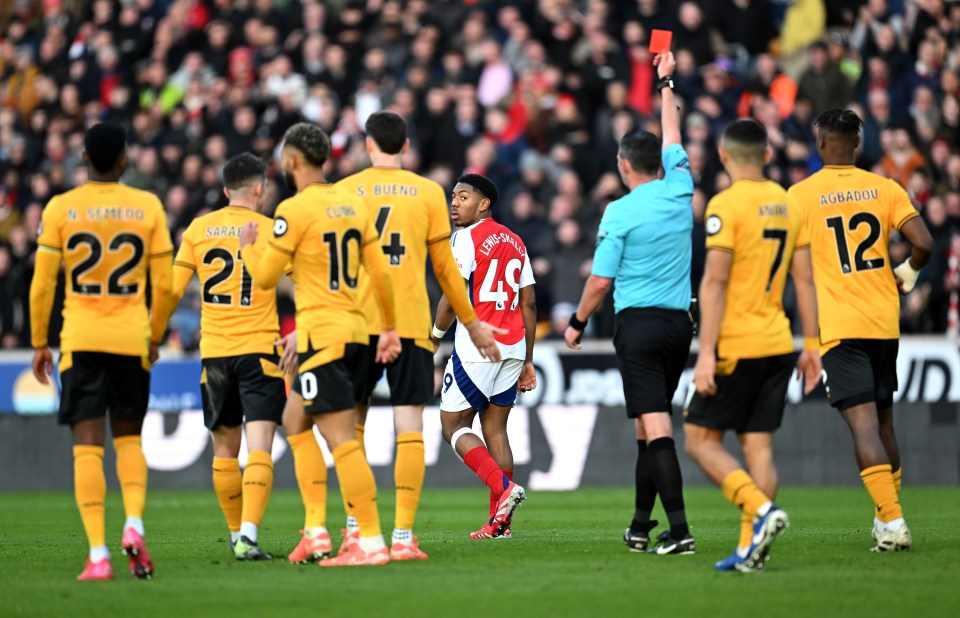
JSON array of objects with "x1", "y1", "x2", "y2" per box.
[
  {"x1": 631, "y1": 440, "x2": 658, "y2": 533},
  {"x1": 648, "y1": 437, "x2": 690, "y2": 539}
]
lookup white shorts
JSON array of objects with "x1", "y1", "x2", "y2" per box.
[{"x1": 439, "y1": 354, "x2": 524, "y2": 412}]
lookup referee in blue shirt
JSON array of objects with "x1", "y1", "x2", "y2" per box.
[{"x1": 565, "y1": 51, "x2": 695, "y2": 556}]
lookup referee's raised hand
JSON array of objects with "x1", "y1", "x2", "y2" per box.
[{"x1": 653, "y1": 50, "x2": 676, "y2": 78}]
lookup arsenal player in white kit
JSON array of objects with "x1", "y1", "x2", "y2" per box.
[{"x1": 432, "y1": 174, "x2": 538, "y2": 539}]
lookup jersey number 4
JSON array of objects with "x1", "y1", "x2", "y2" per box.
[
  {"x1": 202, "y1": 248, "x2": 253, "y2": 306},
  {"x1": 479, "y1": 258, "x2": 522, "y2": 311},
  {"x1": 826, "y1": 213, "x2": 885, "y2": 274},
  {"x1": 67, "y1": 232, "x2": 144, "y2": 296},
  {"x1": 375, "y1": 206, "x2": 407, "y2": 266}
]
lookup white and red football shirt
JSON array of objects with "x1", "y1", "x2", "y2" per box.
[{"x1": 451, "y1": 217, "x2": 535, "y2": 362}]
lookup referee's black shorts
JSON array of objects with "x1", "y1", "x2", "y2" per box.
[
  {"x1": 613, "y1": 307, "x2": 693, "y2": 418},
  {"x1": 821, "y1": 338, "x2": 899, "y2": 411}
]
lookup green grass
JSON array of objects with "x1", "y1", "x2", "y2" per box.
[{"x1": 1, "y1": 487, "x2": 959, "y2": 617}]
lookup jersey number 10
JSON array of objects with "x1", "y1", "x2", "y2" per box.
[{"x1": 479, "y1": 258, "x2": 522, "y2": 311}]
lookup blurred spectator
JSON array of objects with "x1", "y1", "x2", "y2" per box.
[
  {"x1": 880, "y1": 127, "x2": 927, "y2": 188},
  {"x1": 712, "y1": 0, "x2": 778, "y2": 56},
  {"x1": 798, "y1": 42, "x2": 853, "y2": 114}
]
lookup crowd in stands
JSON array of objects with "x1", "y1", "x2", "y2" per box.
[{"x1": 1, "y1": 0, "x2": 958, "y2": 350}]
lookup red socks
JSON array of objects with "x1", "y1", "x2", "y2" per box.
[
  {"x1": 489, "y1": 470, "x2": 513, "y2": 517},
  {"x1": 463, "y1": 446, "x2": 509, "y2": 496}
]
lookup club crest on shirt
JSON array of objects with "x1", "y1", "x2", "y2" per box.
[
  {"x1": 273, "y1": 216, "x2": 288, "y2": 238},
  {"x1": 706, "y1": 214, "x2": 722, "y2": 236}
]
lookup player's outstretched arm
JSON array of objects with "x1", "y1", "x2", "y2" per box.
[
  {"x1": 564, "y1": 274, "x2": 612, "y2": 350},
  {"x1": 147, "y1": 207, "x2": 175, "y2": 362},
  {"x1": 239, "y1": 222, "x2": 286, "y2": 290},
  {"x1": 146, "y1": 261, "x2": 193, "y2": 362},
  {"x1": 518, "y1": 284, "x2": 537, "y2": 392},
  {"x1": 168, "y1": 228, "x2": 198, "y2": 310},
  {"x1": 28, "y1": 247, "x2": 61, "y2": 384},
  {"x1": 789, "y1": 246, "x2": 822, "y2": 395},
  {"x1": 894, "y1": 217, "x2": 935, "y2": 294},
  {"x1": 168, "y1": 264, "x2": 193, "y2": 312},
  {"x1": 654, "y1": 51, "x2": 680, "y2": 148},
  {"x1": 693, "y1": 249, "x2": 731, "y2": 397},
  {"x1": 428, "y1": 238, "x2": 478, "y2": 325}
]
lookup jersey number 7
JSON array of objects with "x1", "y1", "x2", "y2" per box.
[{"x1": 762, "y1": 228, "x2": 788, "y2": 292}]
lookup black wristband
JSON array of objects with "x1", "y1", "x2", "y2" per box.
[
  {"x1": 656, "y1": 75, "x2": 674, "y2": 92},
  {"x1": 569, "y1": 312, "x2": 587, "y2": 331}
]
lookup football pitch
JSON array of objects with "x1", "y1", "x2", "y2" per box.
[{"x1": 2, "y1": 487, "x2": 958, "y2": 617}]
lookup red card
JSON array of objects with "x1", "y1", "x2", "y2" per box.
[{"x1": 649, "y1": 29, "x2": 673, "y2": 54}]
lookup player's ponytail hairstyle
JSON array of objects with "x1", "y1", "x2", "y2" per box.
[{"x1": 815, "y1": 109, "x2": 863, "y2": 138}]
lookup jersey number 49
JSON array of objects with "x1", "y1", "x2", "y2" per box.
[{"x1": 479, "y1": 258, "x2": 521, "y2": 311}]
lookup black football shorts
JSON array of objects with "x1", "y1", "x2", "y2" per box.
[
  {"x1": 200, "y1": 353, "x2": 286, "y2": 430},
  {"x1": 821, "y1": 339, "x2": 899, "y2": 411},
  {"x1": 613, "y1": 307, "x2": 693, "y2": 417},
  {"x1": 57, "y1": 351, "x2": 150, "y2": 426},
  {"x1": 685, "y1": 353, "x2": 796, "y2": 433}
]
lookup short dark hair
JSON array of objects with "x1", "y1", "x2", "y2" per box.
[
  {"x1": 815, "y1": 109, "x2": 863, "y2": 138},
  {"x1": 365, "y1": 111, "x2": 407, "y2": 154},
  {"x1": 221, "y1": 153, "x2": 266, "y2": 191},
  {"x1": 282, "y1": 122, "x2": 331, "y2": 167},
  {"x1": 618, "y1": 131, "x2": 661, "y2": 175},
  {"x1": 721, "y1": 119, "x2": 768, "y2": 164},
  {"x1": 457, "y1": 174, "x2": 499, "y2": 207},
  {"x1": 84, "y1": 122, "x2": 127, "y2": 173}
]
